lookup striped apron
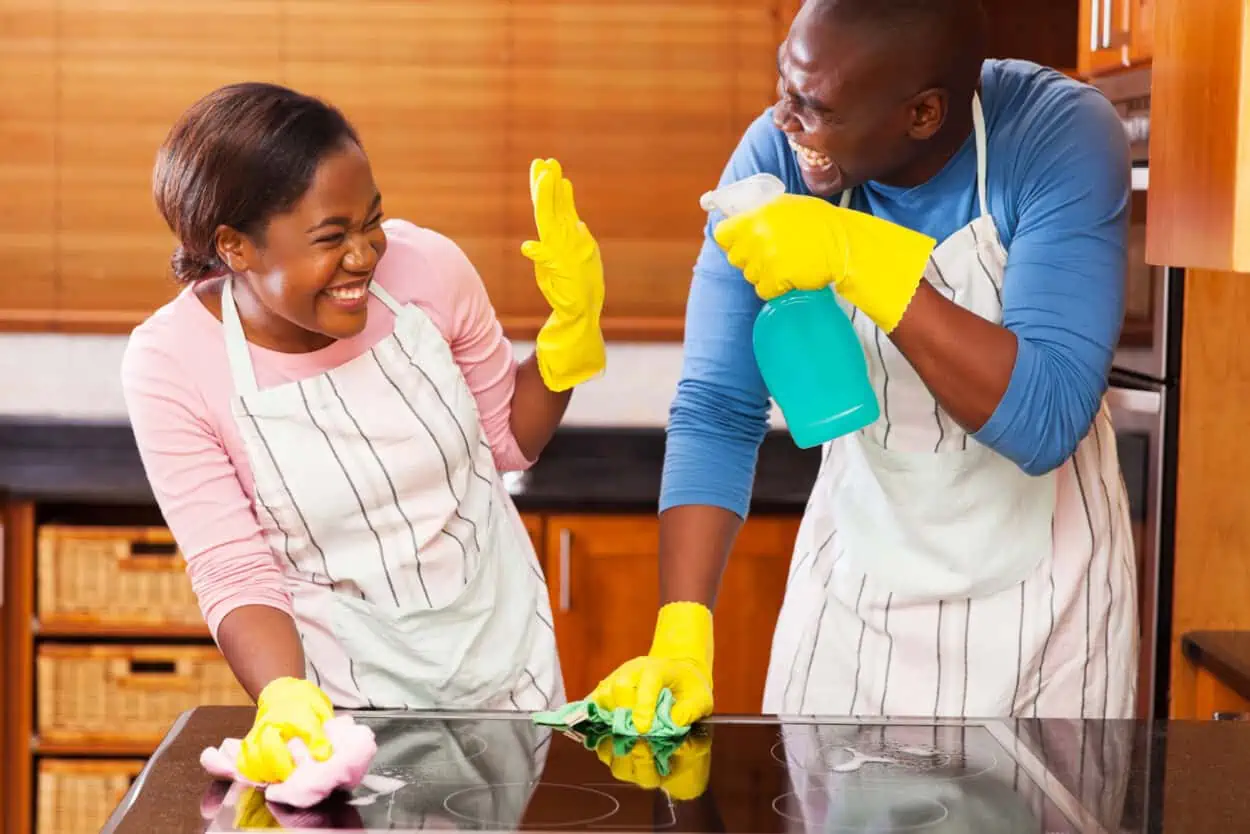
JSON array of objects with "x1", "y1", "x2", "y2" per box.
[
  {"x1": 221, "y1": 276, "x2": 564, "y2": 711},
  {"x1": 762, "y1": 94, "x2": 1138, "y2": 720}
]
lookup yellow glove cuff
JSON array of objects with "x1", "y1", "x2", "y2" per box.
[
  {"x1": 535, "y1": 312, "x2": 606, "y2": 392},
  {"x1": 650, "y1": 602, "x2": 714, "y2": 673},
  {"x1": 836, "y1": 210, "x2": 936, "y2": 334},
  {"x1": 256, "y1": 676, "x2": 333, "y2": 716}
]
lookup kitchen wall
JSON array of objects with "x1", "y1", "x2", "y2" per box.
[{"x1": 0, "y1": 333, "x2": 786, "y2": 427}]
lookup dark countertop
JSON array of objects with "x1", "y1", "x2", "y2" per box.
[
  {"x1": 1181, "y1": 631, "x2": 1250, "y2": 702},
  {"x1": 100, "y1": 707, "x2": 1250, "y2": 833},
  {"x1": 0, "y1": 418, "x2": 819, "y2": 513}
]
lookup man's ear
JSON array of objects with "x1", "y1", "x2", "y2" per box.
[
  {"x1": 215, "y1": 225, "x2": 259, "y2": 275},
  {"x1": 907, "y1": 88, "x2": 948, "y2": 142}
]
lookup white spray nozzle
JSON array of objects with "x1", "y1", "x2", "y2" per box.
[{"x1": 699, "y1": 172, "x2": 786, "y2": 217}]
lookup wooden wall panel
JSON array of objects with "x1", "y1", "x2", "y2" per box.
[
  {"x1": 0, "y1": 2, "x2": 57, "y2": 324},
  {"x1": 54, "y1": 1, "x2": 283, "y2": 326},
  {"x1": 284, "y1": 0, "x2": 516, "y2": 318}
]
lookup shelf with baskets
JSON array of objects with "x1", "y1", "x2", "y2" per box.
[{"x1": 2, "y1": 508, "x2": 250, "y2": 834}]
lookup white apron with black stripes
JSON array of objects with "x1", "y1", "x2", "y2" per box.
[
  {"x1": 221, "y1": 276, "x2": 563, "y2": 711},
  {"x1": 762, "y1": 94, "x2": 1137, "y2": 719}
]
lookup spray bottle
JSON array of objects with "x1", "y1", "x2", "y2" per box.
[{"x1": 700, "y1": 173, "x2": 880, "y2": 448}]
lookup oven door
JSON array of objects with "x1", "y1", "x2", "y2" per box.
[
  {"x1": 1114, "y1": 166, "x2": 1175, "y2": 382},
  {"x1": 1106, "y1": 375, "x2": 1167, "y2": 720}
]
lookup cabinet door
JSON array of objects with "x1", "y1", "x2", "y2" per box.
[
  {"x1": 1130, "y1": 0, "x2": 1154, "y2": 64},
  {"x1": 544, "y1": 516, "x2": 659, "y2": 700},
  {"x1": 521, "y1": 513, "x2": 545, "y2": 572},
  {"x1": 544, "y1": 514, "x2": 798, "y2": 713},
  {"x1": 711, "y1": 516, "x2": 799, "y2": 713},
  {"x1": 1078, "y1": 0, "x2": 1133, "y2": 76},
  {"x1": 0, "y1": 1, "x2": 57, "y2": 325}
]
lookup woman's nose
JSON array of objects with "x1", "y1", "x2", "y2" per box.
[{"x1": 344, "y1": 234, "x2": 379, "y2": 273}]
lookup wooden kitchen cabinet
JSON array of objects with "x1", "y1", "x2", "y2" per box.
[
  {"x1": 1077, "y1": 0, "x2": 1153, "y2": 77},
  {"x1": 1144, "y1": 0, "x2": 1250, "y2": 272},
  {"x1": 543, "y1": 514, "x2": 799, "y2": 713}
]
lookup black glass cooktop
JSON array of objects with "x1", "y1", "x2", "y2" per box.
[{"x1": 201, "y1": 712, "x2": 1147, "y2": 832}]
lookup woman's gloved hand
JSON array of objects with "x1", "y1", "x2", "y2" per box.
[
  {"x1": 521, "y1": 158, "x2": 607, "y2": 391},
  {"x1": 232, "y1": 787, "x2": 282, "y2": 829},
  {"x1": 589, "y1": 602, "x2": 714, "y2": 734},
  {"x1": 235, "y1": 677, "x2": 335, "y2": 784},
  {"x1": 712, "y1": 194, "x2": 937, "y2": 334},
  {"x1": 594, "y1": 732, "x2": 713, "y2": 801}
]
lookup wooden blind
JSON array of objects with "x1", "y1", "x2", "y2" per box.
[{"x1": 0, "y1": 0, "x2": 781, "y2": 337}]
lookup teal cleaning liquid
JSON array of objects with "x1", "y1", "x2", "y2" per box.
[
  {"x1": 753, "y1": 287, "x2": 879, "y2": 448},
  {"x1": 699, "y1": 173, "x2": 880, "y2": 449}
]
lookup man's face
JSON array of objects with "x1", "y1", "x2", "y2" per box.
[{"x1": 772, "y1": 11, "x2": 936, "y2": 197}]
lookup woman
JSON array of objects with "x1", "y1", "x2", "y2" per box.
[{"x1": 121, "y1": 81, "x2": 605, "y2": 782}]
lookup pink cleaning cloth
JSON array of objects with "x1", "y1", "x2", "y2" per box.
[{"x1": 200, "y1": 715, "x2": 377, "y2": 808}]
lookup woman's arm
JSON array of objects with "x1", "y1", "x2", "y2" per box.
[
  {"x1": 121, "y1": 327, "x2": 305, "y2": 699},
  {"x1": 510, "y1": 354, "x2": 573, "y2": 460}
]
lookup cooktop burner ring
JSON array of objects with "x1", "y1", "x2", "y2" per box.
[
  {"x1": 772, "y1": 789, "x2": 951, "y2": 831},
  {"x1": 442, "y1": 782, "x2": 622, "y2": 829},
  {"x1": 771, "y1": 737, "x2": 998, "y2": 782}
]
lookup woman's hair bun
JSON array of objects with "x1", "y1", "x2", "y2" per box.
[{"x1": 170, "y1": 246, "x2": 224, "y2": 283}]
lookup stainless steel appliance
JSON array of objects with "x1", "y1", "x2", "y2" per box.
[{"x1": 1093, "y1": 67, "x2": 1181, "y2": 726}]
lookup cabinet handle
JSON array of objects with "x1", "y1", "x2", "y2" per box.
[
  {"x1": 558, "y1": 528, "x2": 572, "y2": 612},
  {"x1": 1101, "y1": 0, "x2": 1113, "y2": 48},
  {"x1": 1089, "y1": 0, "x2": 1101, "y2": 52}
]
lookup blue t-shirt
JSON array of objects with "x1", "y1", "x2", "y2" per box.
[{"x1": 661, "y1": 59, "x2": 1131, "y2": 518}]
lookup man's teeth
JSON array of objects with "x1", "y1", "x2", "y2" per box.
[
  {"x1": 327, "y1": 284, "x2": 367, "y2": 301},
  {"x1": 789, "y1": 138, "x2": 830, "y2": 168}
]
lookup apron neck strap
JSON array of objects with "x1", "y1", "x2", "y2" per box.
[
  {"x1": 836, "y1": 92, "x2": 989, "y2": 217},
  {"x1": 971, "y1": 91, "x2": 988, "y2": 219},
  {"x1": 220, "y1": 277, "x2": 403, "y2": 398},
  {"x1": 221, "y1": 276, "x2": 259, "y2": 397}
]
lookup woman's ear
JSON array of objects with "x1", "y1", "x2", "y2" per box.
[{"x1": 215, "y1": 225, "x2": 258, "y2": 275}]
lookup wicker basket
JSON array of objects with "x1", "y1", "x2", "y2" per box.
[
  {"x1": 37, "y1": 759, "x2": 145, "y2": 834},
  {"x1": 37, "y1": 644, "x2": 251, "y2": 746},
  {"x1": 37, "y1": 525, "x2": 204, "y2": 629}
]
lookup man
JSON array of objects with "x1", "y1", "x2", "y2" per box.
[{"x1": 594, "y1": 0, "x2": 1136, "y2": 728}]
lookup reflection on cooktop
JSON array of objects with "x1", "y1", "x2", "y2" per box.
[{"x1": 202, "y1": 713, "x2": 1137, "y2": 832}]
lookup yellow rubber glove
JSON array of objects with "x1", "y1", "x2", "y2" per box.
[
  {"x1": 521, "y1": 158, "x2": 607, "y2": 391},
  {"x1": 235, "y1": 677, "x2": 335, "y2": 785},
  {"x1": 594, "y1": 732, "x2": 713, "y2": 801},
  {"x1": 232, "y1": 787, "x2": 281, "y2": 830},
  {"x1": 712, "y1": 194, "x2": 937, "y2": 334},
  {"x1": 589, "y1": 602, "x2": 714, "y2": 734}
]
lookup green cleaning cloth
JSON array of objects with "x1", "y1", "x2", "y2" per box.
[{"x1": 532, "y1": 688, "x2": 690, "y2": 775}]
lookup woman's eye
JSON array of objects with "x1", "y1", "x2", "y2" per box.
[{"x1": 365, "y1": 212, "x2": 384, "y2": 228}]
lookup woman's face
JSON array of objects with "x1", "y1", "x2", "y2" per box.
[{"x1": 221, "y1": 140, "x2": 388, "y2": 351}]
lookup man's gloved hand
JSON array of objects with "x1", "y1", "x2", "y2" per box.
[
  {"x1": 522, "y1": 158, "x2": 607, "y2": 391},
  {"x1": 712, "y1": 194, "x2": 937, "y2": 333},
  {"x1": 594, "y1": 732, "x2": 713, "y2": 801},
  {"x1": 589, "y1": 602, "x2": 714, "y2": 734},
  {"x1": 235, "y1": 677, "x2": 335, "y2": 784}
]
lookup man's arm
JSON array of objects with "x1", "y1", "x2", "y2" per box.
[
  {"x1": 657, "y1": 112, "x2": 786, "y2": 606},
  {"x1": 889, "y1": 84, "x2": 1131, "y2": 475}
]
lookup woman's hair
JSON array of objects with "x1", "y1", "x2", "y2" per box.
[{"x1": 152, "y1": 81, "x2": 361, "y2": 283}]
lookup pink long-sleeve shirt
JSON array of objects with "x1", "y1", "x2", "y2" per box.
[{"x1": 121, "y1": 219, "x2": 533, "y2": 637}]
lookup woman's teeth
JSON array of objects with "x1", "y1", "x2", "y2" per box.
[
  {"x1": 326, "y1": 283, "x2": 367, "y2": 301},
  {"x1": 789, "y1": 138, "x2": 831, "y2": 170}
]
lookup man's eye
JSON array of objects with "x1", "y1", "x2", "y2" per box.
[{"x1": 314, "y1": 233, "x2": 345, "y2": 246}]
